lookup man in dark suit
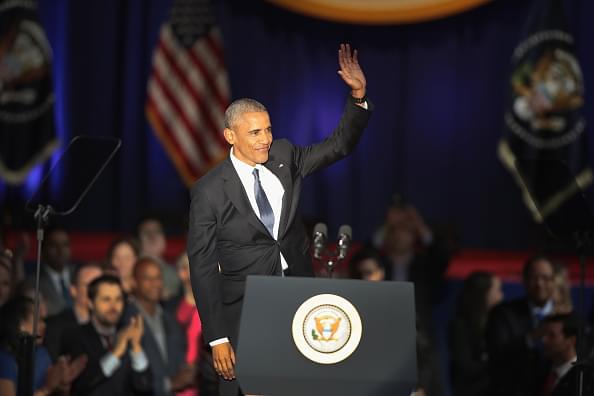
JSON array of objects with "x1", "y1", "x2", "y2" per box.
[
  {"x1": 127, "y1": 257, "x2": 195, "y2": 396},
  {"x1": 63, "y1": 274, "x2": 152, "y2": 396},
  {"x1": 486, "y1": 255, "x2": 556, "y2": 396},
  {"x1": 33, "y1": 227, "x2": 75, "y2": 316},
  {"x1": 44, "y1": 262, "x2": 103, "y2": 360},
  {"x1": 541, "y1": 312, "x2": 593, "y2": 396},
  {"x1": 188, "y1": 43, "x2": 371, "y2": 396}
]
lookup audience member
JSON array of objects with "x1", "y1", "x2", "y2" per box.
[
  {"x1": 375, "y1": 199, "x2": 453, "y2": 396},
  {"x1": 31, "y1": 227, "x2": 75, "y2": 316},
  {"x1": 137, "y1": 217, "x2": 181, "y2": 300},
  {"x1": 349, "y1": 248, "x2": 386, "y2": 281},
  {"x1": 552, "y1": 262, "x2": 572, "y2": 314},
  {"x1": 63, "y1": 274, "x2": 152, "y2": 395},
  {"x1": 128, "y1": 257, "x2": 195, "y2": 395},
  {"x1": 0, "y1": 296, "x2": 87, "y2": 396},
  {"x1": 107, "y1": 236, "x2": 140, "y2": 294},
  {"x1": 177, "y1": 253, "x2": 211, "y2": 396},
  {"x1": 449, "y1": 272, "x2": 503, "y2": 396},
  {"x1": 14, "y1": 281, "x2": 49, "y2": 320},
  {"x1": 486, "y1": 255, "x2": 556, "y2": 396},
  {"x1": 541, "y1": 313, "x2": 593, "y2": 396},
  {"x1": 44, "y1": 262, "x2": 103, "y2": 360}
]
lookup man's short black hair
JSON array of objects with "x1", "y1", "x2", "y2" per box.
[
  {"x1": 87, "y1": 274, "x2": 123, "y2": 301},
  {"x1": 542, "y1": 312, "x2": 579, "y2": 339},
  {"x1": 71, "y1": 261, "x2": 103, "y2": 287}
]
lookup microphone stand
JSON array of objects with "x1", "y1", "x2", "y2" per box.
[{"x1": 17, "y1": 205, "x2": 53, "y2": 396}]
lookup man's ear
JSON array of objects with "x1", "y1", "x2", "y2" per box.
[{"x1": 223, "y1": 128, "x2": 235, "y2": 145}]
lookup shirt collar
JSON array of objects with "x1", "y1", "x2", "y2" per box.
[
  {"x1": 230, "y1": 147, "x2": 267, "y2": 176},
  {"x1": 554, "y1": 356, "x2": 577, "y2": 380},
  {"x1": 530, "y1": 299, "x2": 554, "y2": 317},
  {"x1": 45, "y1": 265, "x2": 68, "y2": 282},
  {"x1": 91, "y1": 317, "x2": 116, "y2": 337},
  {"x1": 133, "y1": 299, "x2": 163, "y2": 320}
]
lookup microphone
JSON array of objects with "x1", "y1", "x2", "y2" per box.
[
  {"x1": 337, "y1": 225, "x2": 352, "y2": 260},
  {"x1": 312, "y1": 223, "x2": 328, "y2": 259}
]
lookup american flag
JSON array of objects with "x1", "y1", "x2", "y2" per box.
[{"x1": 146, "y1": 0, "x2": 230, "y2": 186}]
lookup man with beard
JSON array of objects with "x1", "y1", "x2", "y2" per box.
[{"x1": 63, "y1": 274, "x2": 152, "y2": 395}]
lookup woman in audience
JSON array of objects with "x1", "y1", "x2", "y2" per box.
[
  {"x1": 449, "y1": 271, "x2": 503, "y2": 396},
  {"x1": 176, "y1": 253, "x2": 201, "y2": 396},
  {"x1": 0, "y1": 296, "x2": 86, "y2": 395},
  {"x1": 107, "y1": 236, "x2": 140, "y2": 294}
]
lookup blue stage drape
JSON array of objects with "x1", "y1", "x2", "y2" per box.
[{"x1": 1, "y1": 0, "x2": 593, "y2": 249}]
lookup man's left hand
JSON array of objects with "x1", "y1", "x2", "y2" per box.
[{"x1": 337, "y1": 43, "x2": 367, "y2": 99}]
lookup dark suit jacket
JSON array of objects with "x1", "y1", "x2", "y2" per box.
[
  {"x1": 449, "y1": 317, "x2": 490, "y2": 396},
  {"x1": 44, "y1": 308, "x2": 79, "y2": 361},
  {"x1": 188, "y1": 97, "x2": 373, "y2": 345},
  {"x1": 63, "y1": 322, "x2": 152, "y2": 396},
  {"x1": 125, "y1": 303, "x2": 187, "y2": 396},
  {"x1": 33, "y1": 265, "x2": 74, "y2": 316},
  {"x1": 486, "y1": 297, "x2": 547, "y2": 396},
  {"x1": 552, "y1": 365, "x2": 594, "y2": 396}
]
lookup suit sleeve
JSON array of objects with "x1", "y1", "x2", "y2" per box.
[
  {"x1": 293, "y1": 96, "x2": 373, "y2": 177},
  {"x1": 187, "y1": 183, "x2": 226, "y2": 344}
]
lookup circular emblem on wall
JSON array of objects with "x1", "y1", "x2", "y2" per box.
[
  {"x1": 292, "y1": 294, "x2": 362, "y2": 364},
  {"x1": 505, "y1": 30, "x2": 585, "y2": 150}
]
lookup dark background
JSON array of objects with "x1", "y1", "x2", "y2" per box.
[{"x1": 1, "y1": 0, "x2": 593, "y2": 249}]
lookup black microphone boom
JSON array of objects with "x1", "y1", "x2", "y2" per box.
[
  {"x1": 337, "y1": 224, "x2": 352, "y2": 260},
  {"x1": 312, "y1": 223, "x2": 328, "y2": 259}
]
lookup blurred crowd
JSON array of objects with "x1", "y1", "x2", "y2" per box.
[
  {"x1": 0, "y1": 217, "x2": 215, "y2": 396},
  {"x1": 0, "y1": 206, "x2": 593, "y2": 396}
]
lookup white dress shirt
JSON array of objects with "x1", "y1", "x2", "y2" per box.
[{"x1": 229, "y1": 147, "x2": 287, "y2": 271}]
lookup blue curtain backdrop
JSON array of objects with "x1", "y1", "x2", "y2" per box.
[{"x1": 1, "y1": 0, "x2": 593, "y2": 249}]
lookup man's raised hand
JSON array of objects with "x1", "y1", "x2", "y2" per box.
[{"x1": 337, "y1": 43, "x2": 367, "y2": 99}]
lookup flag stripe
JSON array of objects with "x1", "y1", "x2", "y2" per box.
[
  {"x1": 153, "y1": 44, "x2": 224, "y2": 160},
  {"x1": 162, "y1": 26, "x2": 229, "y2": 122},
  {"x1": 160, "y1": 28, "x2": 228, "y2": 148},
  {"x1": 148, "y1": 77, "x2": 206, "y2": 169},
  {"x1": 146, "y1": 2, "x2": 230, "y2": 185},
  {"x1": 147, "y1": 97, "x2": 200, "y2": 183}
]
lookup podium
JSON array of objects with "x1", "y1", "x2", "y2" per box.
[{"x1": 235, "y1": 276, "x2": 418, "y2": 396}]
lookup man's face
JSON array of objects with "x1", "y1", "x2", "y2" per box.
[
  {"x1": 135, "y1": 262, "x2": 163, "y2": 304},
  {"x1": 383, "y1": 207, "x2": 417, "y2": 255},
  {"x1": 43, "y1": 230, "x2": 70, "y2": 271},
  {"x1": 525, "y1": 259, "x2": 554, "y2": 306},
  {"x1": 542, "y1": 321, "x2": 575, "y2": 363},
  {"x1": 91, "y1": 283, "x2": 124, "y2": 327},
  {"x1": 111, "y1": 242, "x2": 137, "y2": 279},
  {"x1": 139, "y1": 220, "x2": 166, "y2": 257},
  {"x1": 224, "y1": 111, "x2": 273, "y2": 166},
  {"x1": 71, "y1": 266, "x2": 102, "y2": 309}
]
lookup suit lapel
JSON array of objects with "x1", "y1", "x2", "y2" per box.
[
  {"x1": 265, "y1": 159, "x2": 293, "y2": 239},
  {"x1": 222, "y1": 158, "x2": 270, "y2": 236}
]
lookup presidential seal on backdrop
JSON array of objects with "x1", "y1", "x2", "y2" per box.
[{"x1": 292, "y1": 294, "x2": 362, "y2": 364}]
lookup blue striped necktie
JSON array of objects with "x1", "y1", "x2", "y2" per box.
[{"x1": 252, "y1": 168, "x2": 275, "y2": 236}]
